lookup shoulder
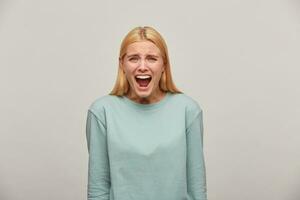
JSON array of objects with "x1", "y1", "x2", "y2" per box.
[
  {"x1": 172, "y1": 92, "x2": 203, "y2": 114},
  {"x1": 88, "y1": 94, "x2": 114, "y2": 111},
  {"x1": 172, "y1": 92, "x2": 203, "y2": 128},
  {"x1": 87, "y1": 94, "x2": 116, "y2": 122}
]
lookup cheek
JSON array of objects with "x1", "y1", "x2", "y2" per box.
[
  {"x1": 122, "y1": 66, "x2": 135, "y2": 77},
  {"x1": 152, "y1": 72, "x2": 164, "y2": 83},
  {"x1": 153, "y1": 66, "x2": 164, "y2": 77}
]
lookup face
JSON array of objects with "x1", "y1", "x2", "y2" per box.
[{"x1": 120, "y1": 40, "x2": 165, "y2": 101}]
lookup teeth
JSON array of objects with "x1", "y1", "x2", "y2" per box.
[{"x1": 135, "y1": 75, "x2": 151, "y2": 79}]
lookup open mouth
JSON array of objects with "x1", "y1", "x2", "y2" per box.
[{"x1": 135, "y1": 75, "x2": 152, "y2": 88}]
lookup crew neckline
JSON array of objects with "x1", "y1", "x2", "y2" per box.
[{"x1": 122, "y1": 92, "x2": 171, "y2": 110}]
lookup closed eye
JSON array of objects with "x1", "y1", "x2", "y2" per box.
[
  {"x1": 148, "y1": 57, "x2": 157, "y2": 61},
  {"x1": 129, "y1": 57, "x2": 138, "y2": 61}
]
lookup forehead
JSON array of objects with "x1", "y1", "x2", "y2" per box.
[{"x1": 126, "y1": 41, "x2": 161, "y2": 56}]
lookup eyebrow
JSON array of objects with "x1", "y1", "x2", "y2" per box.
[{"x1": 126, "y1": 53, "x2": 160, "y2": 58}]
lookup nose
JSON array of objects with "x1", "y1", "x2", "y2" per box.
[{"x1": 137, "y1": 58, "x2": 148, "y2": 71}]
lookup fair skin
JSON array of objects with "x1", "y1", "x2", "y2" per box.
[{"x1": 120, "y1": 40, "x2": 166, "y2": 104}]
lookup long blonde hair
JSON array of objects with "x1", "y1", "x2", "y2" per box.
[{"x1": 109, "y1": 26, "x2": 183, "y2": 96}]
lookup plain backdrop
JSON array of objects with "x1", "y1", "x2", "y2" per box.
[{"x1": 0, "y1": 0, "x2": 299, "y2": 200}]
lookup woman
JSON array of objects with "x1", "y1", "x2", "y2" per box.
[{"x1": 86, "y1": 26, "x2": 208, "y2": 200}]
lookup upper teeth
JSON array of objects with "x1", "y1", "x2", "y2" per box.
[{"x1": 136, "y1": 75, "x2": 151, "y2": 79}]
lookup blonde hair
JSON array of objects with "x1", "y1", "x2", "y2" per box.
[{"x1": 109, "y1": 26, "x2": 183, "y2": 96}]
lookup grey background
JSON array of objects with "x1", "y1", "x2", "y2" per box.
[{"x1": 1, "y1": 0, "x2": 299, "y2": 200}]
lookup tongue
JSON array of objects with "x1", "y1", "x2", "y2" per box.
[{"x1": 137, "y1": 78, "x2": 151, "y2": 87}]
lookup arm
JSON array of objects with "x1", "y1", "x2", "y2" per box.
[
  {"x1": 86, "y1": 109, "x2": 110, "y2": 200},
  {"x1": 186, "y1": 109, "x2": 208, "y2": 200}
]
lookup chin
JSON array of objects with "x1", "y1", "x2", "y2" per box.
[{"x1": 135, "y1": 90, "x2": 152, "y2": 98}]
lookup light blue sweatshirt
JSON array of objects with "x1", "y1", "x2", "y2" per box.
[{"x1": 85, "y1": 92, "x2": 207, "y2": 200}]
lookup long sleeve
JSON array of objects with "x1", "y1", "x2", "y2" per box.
[
  {"x1": 86, "y1": 109, "x2": 111, "y2": 200},
  {"x1": 186, "y1": 109, "x2": 208, "y2": 200}
]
